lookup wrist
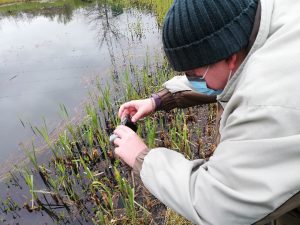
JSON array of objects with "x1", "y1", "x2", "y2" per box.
[
  {"x1": 150, "y1": 93, "x2": 161, "y2": 110},
  {"x1": 150, "y1": 98, "x2": 156, "y2": 111},
  {"x1": 133, "y1": 148, "x2": 150, "y2": 175}
]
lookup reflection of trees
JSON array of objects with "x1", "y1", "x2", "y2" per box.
[
  {"x1": 52, "y1": 3, "x2": 74, "y2": 24},
  {"x1": 0, "y1": 1, "x2": 78, "y2": 24},
  {"x1": 85, "y1": 0, "x2": 126, "y2": 77}
]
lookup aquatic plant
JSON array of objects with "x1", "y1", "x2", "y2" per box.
[{"x1": 1, "y1": 52, "x2": 217, "y2": 224}]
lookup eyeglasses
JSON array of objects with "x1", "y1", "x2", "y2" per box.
[{"x1": 185, "y1": 65, "x2": 210, "y2": 81}]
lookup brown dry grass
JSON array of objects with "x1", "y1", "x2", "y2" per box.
[{"x1": 165, "y1": 208, "x2": 194, "y2": 225}]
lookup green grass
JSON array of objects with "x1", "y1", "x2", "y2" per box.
[
  {"x1": 0, "y1": 0, "x2": 92, "y2": 16},
  {"x1": 0, "y1": 0, "x2": 31, "y2": 5},
  {"x1": 1, "y1": 54, "x2": 218, "y2": 224},
  {"x1": 0, "y1": 0, "x2": 217, "y2": 223},
  {"x1": 0, "y1": 0, "x2": 172, "y2": 27}
]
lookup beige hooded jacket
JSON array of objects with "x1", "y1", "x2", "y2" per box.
[{"x1": 138, "y1": 0, "x2": 300, "y2": 224}]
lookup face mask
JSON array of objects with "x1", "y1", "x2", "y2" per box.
[
  {"x1": 189, "y1": 80, "x2": 223, "y2": 95},
  {"x1": 186, "y1": 67, "x2": 233, "y2": 96},
  {"x1": 186, "y1": 66, "x2": 223, "y2": 96}
]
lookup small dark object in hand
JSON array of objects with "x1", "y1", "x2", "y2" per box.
[
  {"x1": 121, "y1": 116, "x2": 137, "y2": 132},
  {"x1": 109, "y1": 116, "x2": 137, "y2": 144}
]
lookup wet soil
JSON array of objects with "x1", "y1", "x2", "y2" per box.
[{"x1": 0, "y1": 104, "x2": 217, "y2": 225}]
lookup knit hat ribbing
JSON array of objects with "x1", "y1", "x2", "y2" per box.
[{"x1": 163, "y1": 0, "x2": 258, "y2": 72}]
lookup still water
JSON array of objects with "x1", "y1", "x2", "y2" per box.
[{"x1": 0, "y1": 4, "x2": 162, "y2": 173}]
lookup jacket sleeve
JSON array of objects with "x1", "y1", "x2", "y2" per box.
[
  {"x1": 155, "y1": 75, "x2": 216, "y2": 111},
  {"x1": 140, "y1": 105, "x2": 300, "y2": 225}
]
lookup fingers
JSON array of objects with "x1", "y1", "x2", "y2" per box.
[
  {"x1": 131, "y1": 110, "x2": 143, "y2": 123},
  {"x1": 120, "y1": 108, "x2": 137, "y2": 121},
  {"x1": 120, "y1": 109, "x2": 129, "y2": 120},
  {"x1": 112, "y1": 125, "x2": 136, "y2": 148},
  {"x1": 113, "y1": 125, "x2": 133, "y2": 138},
  {"x1": 118, "y1": 103, "x2": 126, "y2": 118},
  {"x1": 113, "y1": 137, "x2": 121, "y2": 147},
  {"x1": 118, "y1": 101, "x2": 137, "y2": 118},
  {"x1": 114, "y1": 146, "x2": 123, "y2": 159}
]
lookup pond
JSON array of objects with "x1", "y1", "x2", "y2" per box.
[
  {"x1": 0, "y1": 2, "x2": 217, "y2": 224},
  {"x1": 0, "y1": 1, "x2": 162, "y2": 176}
]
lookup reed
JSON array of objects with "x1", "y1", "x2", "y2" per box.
[{"x1": 2, "y1": 52, "x2": 214, "y2": 225}]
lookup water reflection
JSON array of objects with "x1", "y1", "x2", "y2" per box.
[
  {"x1": 0, "y1": 2, "x2": 162, "y2": 174},
  {"x1": 85, "y1": 1, "x2": 124, "y2": 75},
  {"x1": 0, "y1": 2, "x2": 74, "y2": 24}
]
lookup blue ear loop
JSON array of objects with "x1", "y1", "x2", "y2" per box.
[{"x1": 186, "y1": 66, "x2": 228, "y2": 96}]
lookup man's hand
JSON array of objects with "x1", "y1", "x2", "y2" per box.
[
  {"x1": 118, "y1": 98, "x2": 155, "y2": 123},
  {"x1": 113, "y1": 125, "x2": 148, "y2": 167}
]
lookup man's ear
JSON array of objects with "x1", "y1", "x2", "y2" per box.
[{"x1": 226, "y1": 53, "x2": 238, "y2": 70}]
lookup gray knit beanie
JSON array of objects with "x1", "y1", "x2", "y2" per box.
[{"x1": 163, "y1": 0, "x2": 258, "y2": 72}]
